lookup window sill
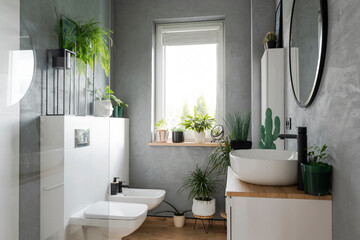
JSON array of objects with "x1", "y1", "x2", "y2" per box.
[{"x1": 148, "y1": 141, "x2": 221, "y2": 147}]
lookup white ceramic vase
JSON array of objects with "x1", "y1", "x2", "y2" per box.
[
  {"x1": 192, "y1": 198, "x2": 216, "y2": 217},
  {"x1": 94, "y1": 100, "x2": 113, "y2": 117},
  {"x1": 194, "y1": 132, "x2": 205, "y2": 143},
  {"x1": 173, "y1": 214, "x2": 185, "y2": 228}
]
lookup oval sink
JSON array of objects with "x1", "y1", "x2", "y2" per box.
[{"x1": 230, "y1": 149, "x2": 298, "y2": 186}]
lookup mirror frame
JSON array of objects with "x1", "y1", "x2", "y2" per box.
[{"x1": 289, "y1": 0, "x2": 328, "y2": 108}]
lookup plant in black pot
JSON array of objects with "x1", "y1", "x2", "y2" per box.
[
  {"x1": 171, "y1": 127, "x2": 185, "y2": 143},
  {"x1": 154, "y1": 200, "x2": 191, "y2": 228},
  {"x1": 301, "y1": 144, "x2": 332, "y2": 196},
  {"x1": 225, "y1": 111, "x2": 252, "y2": 150},
  {"x1": 263, "y1": 32, "x2": 277, "y2": 49}
]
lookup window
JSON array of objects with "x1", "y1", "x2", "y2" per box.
[{"x1": 155, "y1": 21, "x2": 225, "y2": 140}]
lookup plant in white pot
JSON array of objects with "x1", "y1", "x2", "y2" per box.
[
  {"x1": 154, "y1": 200, "x2": 191, "y2": 228},
  {"x1": 93, "y1": 85, "x2": 127, "y2": 117},
  {"x1": 178, "y1": 165, "x2": 220, "y2": 217},
  {"x1": 180, "y1": 109, "x2": 215, "y2": 143},
  {"x1": 154, "y1": 119, "x2": 169, "y2": 143}
]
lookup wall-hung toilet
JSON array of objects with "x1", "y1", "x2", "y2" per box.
[{"x1": 70, "y1": 201, "x2": 147, "y2": 240}]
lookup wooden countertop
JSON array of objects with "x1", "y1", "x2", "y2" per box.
[{"x1": 226, "y1": 167, "x2": 332, "y2": 200}]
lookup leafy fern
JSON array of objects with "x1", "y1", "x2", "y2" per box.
[{"x1": 55, "y1": 13, "x2": 113, "y2": 76}]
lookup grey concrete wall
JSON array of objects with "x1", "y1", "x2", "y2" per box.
[
  {"x1": 250, "y1": 0, "x2": 276, "y2": 145},
  {"x1": 283, "y1": 0, "x2": 360, "y2": 239},
  {"x1": 19, "y1": 1, "x2": 110, "y2": 239},
  {"x1": 112, "y1": 0, "x2": 251, "y2": 218}
]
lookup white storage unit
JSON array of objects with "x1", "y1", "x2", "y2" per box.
[
  {"x1": 261, "y1": 49, "x2": 285, "y2": 149},
  {"x1": 40, "y1": 116, "x2": 129, "y2": 239},
  {"x1": 110, "y1": 118, "x2": 130, "y2": 185},
  {"x1": 225, "y1": 168, "x2": 332, "y2": 240}
]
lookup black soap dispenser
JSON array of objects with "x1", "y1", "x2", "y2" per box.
[{"x1": 111, "y1": 177, "x2": 119, "y2": 195}]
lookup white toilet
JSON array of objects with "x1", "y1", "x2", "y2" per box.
[{"x1": 70, "y1": 201, "x2": 147, "y2": 240}]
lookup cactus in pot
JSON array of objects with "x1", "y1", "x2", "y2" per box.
[{"x1": 259, "y1": 108, "x2": 280, "y2": 149}]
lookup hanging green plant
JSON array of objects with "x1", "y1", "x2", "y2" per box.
[{"x1": 55, "y1": 13, "x2": 113, "y2": 76}]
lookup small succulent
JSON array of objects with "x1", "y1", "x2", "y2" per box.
[{"x1": 171, "y1": 127, "x2": 186, "y2": 132}]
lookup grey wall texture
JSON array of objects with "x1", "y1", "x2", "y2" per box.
[
  {"x1": 250, "y1": 0, "x2": 276, "y2": 145},
  {"x1": 283, "y1": 0, "x2": 360, "y2": 239},
  {"x1": 19, "y1": 1, "x2": 110, "y2": 239},
  {"x1": 112, "y1": 0, "x2": 251, "y2": 218}
]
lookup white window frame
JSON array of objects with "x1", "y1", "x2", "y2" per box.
[{"x1": 154, "y1": 21, "x2": 225, "y2": 141}]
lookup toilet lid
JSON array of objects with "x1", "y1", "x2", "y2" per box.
[{"x1": 84, "y1": 201, "x2": 147, "y2": 220}]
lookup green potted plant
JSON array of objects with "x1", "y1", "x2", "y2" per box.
[
  {"x1": 263, "y1": 32, "x2": 277, "y2": 49},
  {"x1": 112, "y1": 96, "x2": 128, "y2": 118},
  {"x1": 208, "y1": 137, "x2": 231, "y2": 175},
  {"x1": 225, "y1": 111, "x2": 251, "y2": 150},
  {"x1": 92, "y1": 85, "x2": 127, "y2": 117},
  {"x1": 155, "y1": 119, "x2": 169, "y2": 143},
  {"x1": 180, "y1": 109, "x2": 215, "y2": 143},
  {"x1": 301, "y1": 144, "x2": 332, "y2": 196},
  {"x1": 171, "y1": 127, "x2": 185, "y2": 143},
  {"x1": 178, "y1": 166, "x2": 220, "y2": 217},
  {"x1": 154, "y1": 200, "x2": 191, "y2": 228},
  {"x1": 55, "y1": 14, "x2": 113, "y2": 76},
  {"x1": 259, "y1": 108, "x2": 280, "y2": 149}
]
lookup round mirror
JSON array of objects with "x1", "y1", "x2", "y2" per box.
[{"x1": 289, "y1": 0, "x2": 327, "y2": 107}]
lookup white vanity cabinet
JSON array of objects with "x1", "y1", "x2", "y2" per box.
[{"x1": 226, "y1": 167, "x2": 332, "y2": 240}]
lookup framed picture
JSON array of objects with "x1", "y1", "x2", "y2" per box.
[{"x1": 275, "y1": 0, "x2": 283, "y2": 48}]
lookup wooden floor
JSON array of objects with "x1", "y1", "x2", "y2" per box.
[{"x1": 124, "y1": 217, "x2": 227, "y2": 240}]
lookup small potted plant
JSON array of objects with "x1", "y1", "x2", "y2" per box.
[
  {"x1": 112, "y1": 98, "x2": 128, "y2": 118},
  {"x1": 263, "y1": 32, "x2": 277, "y2": 49},
  {"x1": 93, "y1": 86, "x2": 127, "y2": 117},
  {"x1": 301, "y1": 144, "x2": 332, "y2": 196},
  {"x1": 171, "y1": 127, "x2": 185, "y2": 143},
  {"x1": 225, "y1": 111, "x2": 252, "y2": 150},
  {"x1": 154, "y1": 200, "x2": 191, "y2": 228},
  {"x1": 180, "y1": 109, "x2": 215, "y2": 143},
  {"x1": 259, "y1": 108, "x2": 280, "y2": 149},
  {"x1": 155, "y1": 119, "x2": 169, "y2": 143},
  {"x1": 178, "y1": 166, "x2": 220, "y2": 217}
]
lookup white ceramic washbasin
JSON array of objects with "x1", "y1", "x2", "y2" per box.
[
  {"x1": 230, "y1": 149, "x2": 298, "y2": 186},
  {"x1": 107, "y1": 188, "x2": 166, "y2": 210}
]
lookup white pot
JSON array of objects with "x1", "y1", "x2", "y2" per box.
[
  {"x1": 173, "y1": 214, "x2": 185, "y2": 228},
  {"x1": 94, "y1": 100, "x2": 113, "y2": 117},
  {"x1": 192, "y1": 198, "x2": 216, "y2": 217},
  {"x1": 155, "y1": 129, "x2": 169, "y2": 143},
  {"x1": 194, "y1": 132, "x2": 205, "y2": 143}
]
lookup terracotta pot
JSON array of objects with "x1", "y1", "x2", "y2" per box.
[
  {"x1": 155, "y1": 129, "x2": 169, "y2": 143},
  {"x1": 173, "y1": 214, "x2": 185, "y2": 228}
]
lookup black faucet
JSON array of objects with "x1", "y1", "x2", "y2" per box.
[
  {"x1": 118, "y1": 181, "x2": 130, "y2": 193},
  {"x1": 278, "y1": 127, "x2": 307, "y2": 191}
]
